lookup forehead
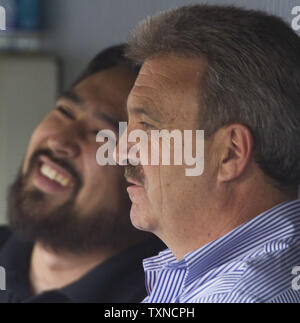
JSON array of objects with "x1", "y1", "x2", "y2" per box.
[
  {"x1": 128, "y1": 54, "x2": 205, "y2": 124},
  {"x1": 68, "y1": 65, "x2": 137, "y2": 120}
]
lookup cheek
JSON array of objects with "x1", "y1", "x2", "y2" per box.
[
  {"x1": 78, "y1": 150, "x2": 126, "y2": 207},
  {"x1": 88, "y1": 165, "x2": 124, "y2": 193},
  {"x1": 22, "y1": 116, "x2": 59, "y2": 173},
  {"x1": 159, "y1": 166, "x2": 189, "y2": 212},
  {"x1": 144, "y1": 166, "x2": 164, "y2": 213},
  {"x1": 22, "y1": 127, "x2": 45, "y2": 174}
]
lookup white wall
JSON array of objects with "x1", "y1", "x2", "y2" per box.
[{"x1": 41, "y1": 0, "x2": 300, "y2": 89}]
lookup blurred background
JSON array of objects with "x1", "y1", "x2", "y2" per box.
[{"x1": 0, "y1": 0, "x2": 299, "y2": 223}]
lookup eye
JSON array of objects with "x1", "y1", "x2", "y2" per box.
[
  {"x1": 139, "y1": 121, "x2": 153, "y2": 130},
  {"x1": 57, "y1": 106, "x2": 76, "y2": 120}
]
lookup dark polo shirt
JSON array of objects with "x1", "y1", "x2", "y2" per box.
[{"x1": 0, "y1": 227, "x2": 165, "y2": 303}]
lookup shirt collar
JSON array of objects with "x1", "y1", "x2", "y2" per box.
[{"x1": 143, "y1": 199, "x2": 300, "y2": 288}]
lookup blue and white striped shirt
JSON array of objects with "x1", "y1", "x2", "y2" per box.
[{"x1": 142, "y1": 199, "x2": 300, "y2": 303}]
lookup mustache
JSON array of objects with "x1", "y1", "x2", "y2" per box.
[
  {"x1": 124, "y1": 165, "x2": 145, "y2": 186},
  {"x1": 26, "y1": 149, "x2": 83, "y2": 189}
]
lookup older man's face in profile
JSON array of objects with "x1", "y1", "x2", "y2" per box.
[
  {"x1": 8, "y1": 66, "x2": 139, "y2": 252},
  {"x1": 122, "y1": 54, "x2": 217, "y2": 239}
]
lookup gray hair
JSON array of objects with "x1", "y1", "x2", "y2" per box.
[{"x1": 127, "y1": 5, "x2": 300, "y2": 190}]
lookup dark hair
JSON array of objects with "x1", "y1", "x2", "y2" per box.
[
  {"x1": 72, "y1": 44, "x2": 140, "y2": 87},
  {"x1": 127, "y1": 5, "x2": 300, "y2": 189}
]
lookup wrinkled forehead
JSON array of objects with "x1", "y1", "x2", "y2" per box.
[
  {"x1": 128, "y1": 54, "x2": 205, "y2": 123},
  {"x1": 141, "y1": 54, "x2": 205, "y2": 84},
  {"x1": 131, "y1": 54, "x2": 205, "y2": 98}
]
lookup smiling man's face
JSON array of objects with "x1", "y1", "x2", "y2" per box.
[{"x1": 8, "y1": 65, "x2": 140, "y2": 252}]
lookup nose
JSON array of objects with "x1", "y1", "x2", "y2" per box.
[
  {"x1": 47, "y1": 125, "x2": 81, "y2": 159},
  {"x1": 114, "y1": 124, "x2": 141, "y2": 166},
  {"x1": 114, "y1": 130, "x2": 128, "y2": 166}
]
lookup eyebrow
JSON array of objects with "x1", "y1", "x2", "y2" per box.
[
  {"x1": 129, "y1": 107, "x2": 161, "y2": 123},
  {"x1": 93, "y1": 111, "x2": 119, "y2": 132},
  {"x1": 59, "y1": 90, "x2": 119, "y2": 132},
  {"x1": 60, "y1": 90, "x2": 83, "y2": 105}
]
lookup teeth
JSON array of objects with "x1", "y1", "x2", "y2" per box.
[{"x1": 40, "y1": 164, "x2": 71, "y2": 187}]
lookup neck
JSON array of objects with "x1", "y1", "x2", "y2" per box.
[
  {"x1": 162, "y1": 174, "x2": 297, "y2": 261},
  {"x1": 29, "y1": 243, "x2": 116, "y2": 295}
]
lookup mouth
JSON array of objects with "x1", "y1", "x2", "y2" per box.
[
  {"x1": 33, "y1": 156, "x2": 75, "y2": 194},
  {"x1": 125, "y1": 177, "x2": 146, "y2": 202},
  {"x1": 125, "y1": 177, "x2": 144, "y2": 188}
]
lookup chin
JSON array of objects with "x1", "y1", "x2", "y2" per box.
[{"x1": 130, "y1": 205, "x2": 156, "y2": 233}]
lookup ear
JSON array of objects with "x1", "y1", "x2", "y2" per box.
[{"x1": 217, "y1": 124, "x2": 254, "y2": 183}]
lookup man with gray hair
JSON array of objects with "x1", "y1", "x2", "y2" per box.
[{"x1": 115, "y1": 5, "x2": 300, "y2": 303}]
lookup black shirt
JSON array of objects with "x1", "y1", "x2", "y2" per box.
[{"x1": 0, "y1": 227, "x2": 165, "y2": 303}]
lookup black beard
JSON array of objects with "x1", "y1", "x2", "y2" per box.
[{"x1": 7, "y1": 151, "x2": 139, "y2": 255}]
